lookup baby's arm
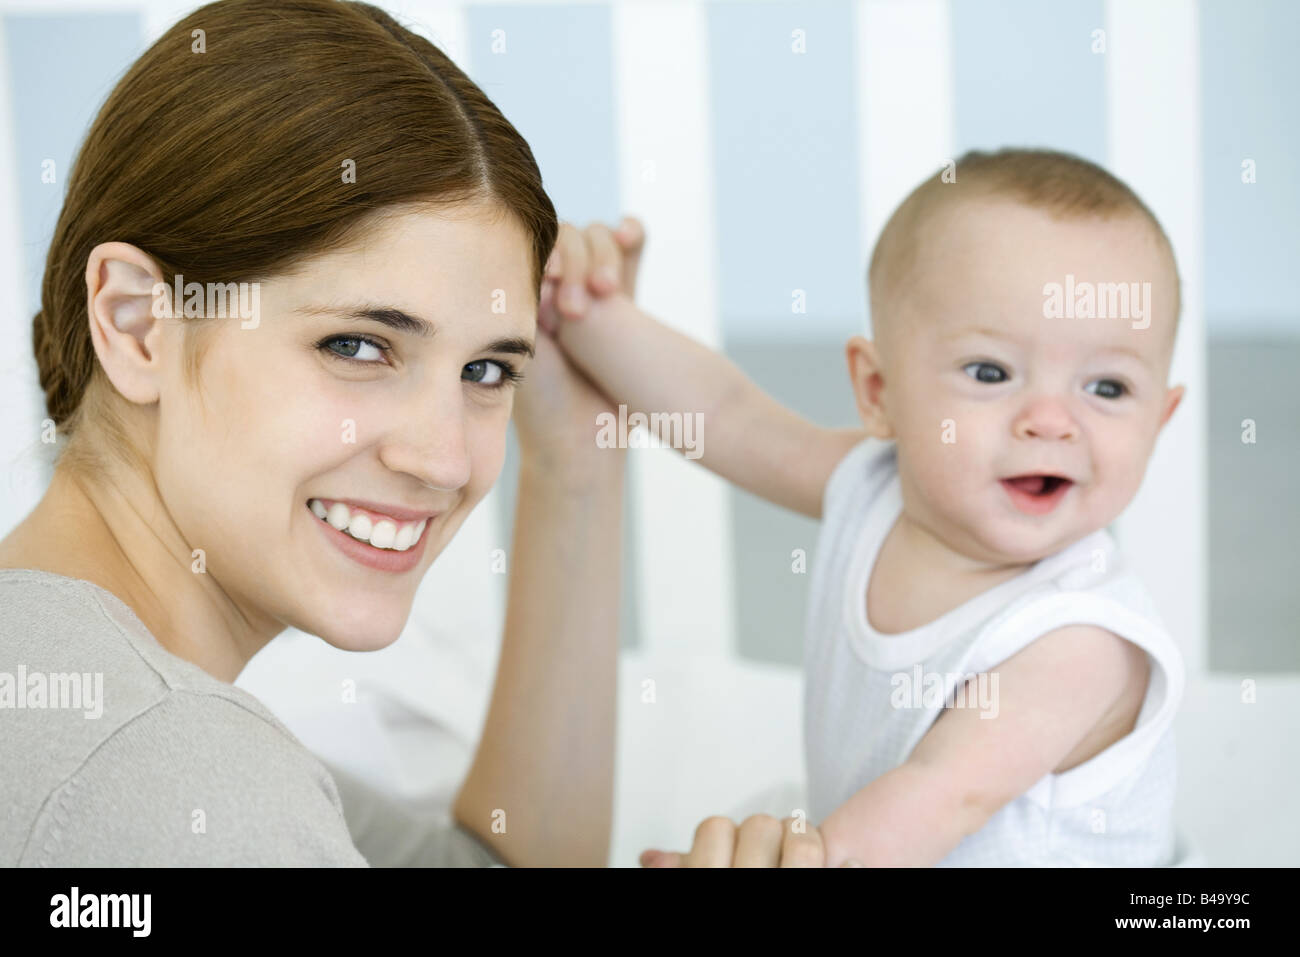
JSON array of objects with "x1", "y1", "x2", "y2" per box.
[
  {"x1": 819, "y1": 624, "x2": 1150, "y2": 867},
  {"x1": 554, "y1": 291, "x2": 866, "y2": 519}
]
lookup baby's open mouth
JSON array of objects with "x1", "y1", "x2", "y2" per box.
[
  {"x1": 1002, "y1": 475, "x2": 1071, "y2": 496},
  {"x1": 1000, "y1": 474, "x2": 1074, "y2": 515}
]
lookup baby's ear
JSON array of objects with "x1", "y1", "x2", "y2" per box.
[
  {"x1": 845, "y1": 336, "x2": 894, "y2": 439},
  {"x1": 1158, "y1": 383, "x2": 1185, "y2": 429}
]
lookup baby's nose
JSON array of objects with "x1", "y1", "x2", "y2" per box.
[{"x1": 1012, "y1": 398, "x2": 1080, "y2": 441}]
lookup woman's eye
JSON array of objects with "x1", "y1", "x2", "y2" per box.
[
  {"x1": 962, "y1": 361, "x2": 1008, "y2": 384},
  {"x1": 321, "y1": 335, "x2": 386, "y2": 363},
  {"x1": 463, "y1": 359, "x2": 520, "y2": 388},
  {"x1": 463, "y1": 360, "x2": 501, "y2": 385},
  {"x1": 1086, "y1": 378, "x2": 1128, "y2": 399}
]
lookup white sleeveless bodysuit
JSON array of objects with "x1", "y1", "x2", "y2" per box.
[{"x1": 804, "y1": 438, "x2": 1186, "y2": 866}]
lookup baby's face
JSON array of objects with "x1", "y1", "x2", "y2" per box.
[{"x1": 865, "y1": 198, "x2": 1183, "y2": 566}]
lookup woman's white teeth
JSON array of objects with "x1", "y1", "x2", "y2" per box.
[
  {"x1": 348, "y1": 513, "x2": 373, "y2": 542},
  {"x1": 369, "y1": 520, "x2": 396, "y2": 549},
  {"x1": 326, "y1": 502, "x2": 350, "y2": 530},
  {"x1": 309, "y1": 499, "x2": 426, "y2": 551}
]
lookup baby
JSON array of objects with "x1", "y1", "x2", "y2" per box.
[{"x1": 549, "y1": 148, "x2": 1186, "y2": 867}]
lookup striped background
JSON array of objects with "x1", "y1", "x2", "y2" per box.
[{"x1": 1, "y1": 0, "x2": 1295, "y2": 865}]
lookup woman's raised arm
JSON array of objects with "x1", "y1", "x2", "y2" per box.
[{"x1": 451, "y1": 267, "x2": 630, "y2": 867}]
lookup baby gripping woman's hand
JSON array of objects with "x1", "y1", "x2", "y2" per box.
[
  {"x1": 539, "y1": 216, "x2": 644, "y2": 334},
  {"x1": 639, "y1": 814, "x2": 862, "y2": 868},
  {"x1": 514, "y1": 224, "x2": 640, "y2": 465}
]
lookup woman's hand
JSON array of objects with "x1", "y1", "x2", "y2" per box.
[
  {"x1": 510, "y1": 328, "x2": 618, "y2": 471},
  {"x1": 463, "y1": 218, "x2": 644, "y2": 865},
  {"x1": 639, "y1": 814, "x2": 861, "y2": 867}
]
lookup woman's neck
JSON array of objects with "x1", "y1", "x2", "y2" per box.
[{"x1": 0, "y1": 463, "x2": 279, "y2": 683}]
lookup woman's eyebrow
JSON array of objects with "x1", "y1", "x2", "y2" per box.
[
  {"x1": 342, "y1": 306, "x2": 433, "y2": 338},
  {"x1": 297, "y1": 304, "x2": 535, "y2": 357},
  {"x1": 484, "y1": 336, "x2": 536, "y2": 359}
]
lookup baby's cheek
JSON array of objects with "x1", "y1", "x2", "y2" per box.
[
  {"x1": 1088, "y1": 443, "x2": 1146, "y2": 520},
  {"x1": 1106, "y1": 429, "x2": 1149, "y2": 478},
  {"x1": 934, "y1": 416, "x2": 987, "y2": 478}
]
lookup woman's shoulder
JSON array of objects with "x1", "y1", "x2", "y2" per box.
[
  {"x1": 15, "y1": 692, "x2": 369, "y2": 866},
  {"x1": 0, "y1": 569, "x2": 366, "y2": 866},
  {"x1": 0, "y1": 567, "x2": 292, "y2": 729}
]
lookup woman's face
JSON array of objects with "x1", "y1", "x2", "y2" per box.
[{"x1": 151, "y1": 203, "x2": 537, "y2": 651}]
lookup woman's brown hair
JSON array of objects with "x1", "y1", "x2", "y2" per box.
[{"x1": 33, "y1": 0, "x2": 556, "y2": 473}]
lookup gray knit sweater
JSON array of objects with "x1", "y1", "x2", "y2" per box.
[{"x1": 0, "y1": 569, "x2": 502, "y2": 867}]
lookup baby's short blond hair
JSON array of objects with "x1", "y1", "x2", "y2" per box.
[{"x1": 868, "y1": 148, "x2": 1180, "y2": 342}]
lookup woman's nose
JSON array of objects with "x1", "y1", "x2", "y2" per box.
[
  {"x1": 379, "y1": 389, "x2": 473, "y2": 492},
  {"x1": 1011, "y1": 395, "x2": 1080, "y2": 442}
]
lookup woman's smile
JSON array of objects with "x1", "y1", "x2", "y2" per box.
[{"x1": 307, "y1": 497, "x2": 435, "y2": 572}]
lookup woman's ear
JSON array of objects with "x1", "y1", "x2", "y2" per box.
[
  {"x1": 845, "y1": 335, "x2": 894, "y2": 439},
  {"x1": 85, "y1": 242, "x2": 170, "y2": 407}
]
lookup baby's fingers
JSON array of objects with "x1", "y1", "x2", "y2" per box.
[
  {"x1": 614, "y1": 215, "x2": 644, "y2": 251},
  {"x1": 550, "y1": 222, "x2": 589, "y2": 319},
  {"x1": 537, "y1": 277, "x2": 559, "y2": 335},
  {"x1": 583, "y1": 221, "x2": 623, "y2": 296},
  {"x1": 613, "y1": 216, "x2": 644, "y2": 297}
]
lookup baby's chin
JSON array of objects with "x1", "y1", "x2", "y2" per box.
[
  {"x1": 964, "y1": 518, "x2": 1108, "y2": 568},
  {"x1": 936, "y1": 478, "x2": 1124, "y2": 566}
]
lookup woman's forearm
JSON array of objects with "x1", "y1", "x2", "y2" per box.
[{"x1": 452, "y1": 453, "x2": 625, "y2": 867}]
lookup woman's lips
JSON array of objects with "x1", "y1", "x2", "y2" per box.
[
  {"x1": 310, "y1": 502, "x2": 430, "y2": 572},
  {"x1": 1000, "y1": 475, "x2": 1074, "y2": 516}
]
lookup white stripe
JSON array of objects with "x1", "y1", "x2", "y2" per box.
[
  {"x1": 0, "y1": 1, "x2": 142, "y2": 12},
  {"x1": 611, "y1": 0, "x2": 736, "y2": 662},
  {"x1": 0, "y1": 15, "x2": 54, "y2": 539},
  {"x1": 143, "y1": 1, "x2": 201, "y2": 44},
  {"x1": 1104, "y1": 0, "x2": 1206, "y2": 673},
  {"x1": 373, "y1": 0, "x2": 472, "y2": 66},
  {"x1": 856, "y1": 0, "x2": 954, "y2": 334}
]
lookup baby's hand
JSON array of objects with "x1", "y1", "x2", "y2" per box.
[{"x1": 539, "y1": 216, "x2": 644, "y2": 334}]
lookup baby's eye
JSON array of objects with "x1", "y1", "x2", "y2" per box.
[
  {"x1": 962, "y1": 361, "x2": 1009, "y2": 384},
  {"x1": 1085, "y1": 378, "x2": 1128, "y2": 399}
]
